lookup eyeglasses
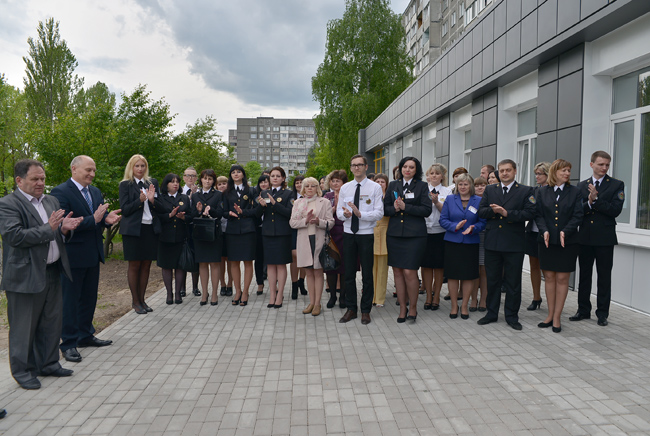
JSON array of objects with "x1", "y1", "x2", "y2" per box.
[
  {"x1": 184, "y1": 174, "x2": 197, "y2": 178},
  {"x1": 350, "y1": 163, "x2": 366, "y2": 169}
]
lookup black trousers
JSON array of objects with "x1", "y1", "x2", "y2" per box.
[
  {"x1": 6, "y1": 262, "x2": 63, "y2": 384},
  {"x1": 484, "y1": 249, "x2": 524, "y2": 323},
  {"x1": 60, "y1": 264, "x2": 101, "y2": 351},
  {"x1": 343, "y1": 233, "x2": 374, "y2": 314},
  {"x1": 578, "y1": 244, "x2": 614, "y2": 319}
]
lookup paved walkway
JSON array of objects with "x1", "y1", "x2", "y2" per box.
[{"x1": 1, "y1": 272, "x2": 650, "y2": 436}]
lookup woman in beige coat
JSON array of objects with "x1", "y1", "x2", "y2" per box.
[{"x1": 289, "y1": 177, "x2": 335, "y2": 316}]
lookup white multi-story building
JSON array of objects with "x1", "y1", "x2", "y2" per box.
[{"x1": 229, "y1": 117, "x2": 318, "y2": 175}]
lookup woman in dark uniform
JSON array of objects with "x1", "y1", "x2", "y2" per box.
[
  {"x1": 192, "y1": 169, "x2": 223, "y2": 306},
  {"x1": 253, "y1": 174, "x2": 270, "y2": 296},
  {"x1": 323, "y1": 170, "x2": 348, "y2": 308},
  {"x1": 384, "y1": 156, "x2": 432, "y2": 323},
  {"x1": 256, "y1": 167, "x2": 294, "y2": 308},
  {"x1": 525, "y1": 161, "x2": 550, "y2": 310},
  {"x1": 535, "y1": 159, "x2": 584, "y2": 333},
  {"x1": 119, "y1": 154, "x2": 161, "y2": 315},
  {"x1": 155, "y1": 173, "x2": 191, "y2": 305},
  {"x1": 223, "y1": 165, "x2": 259, "y2": 306}
]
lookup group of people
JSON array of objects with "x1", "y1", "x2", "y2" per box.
[{"x1": 0, "y1": 149, "x2": 623, "y2": 390}]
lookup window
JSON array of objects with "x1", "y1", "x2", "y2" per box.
[
  {"x1": 464, "y1": 130, "x2": 472, "y2": 169},
  {"x1": 451, "y1": 12, "x2": 456, "y2": 27},
  {"x1": 251, "y1": 134, "x2": 257, "y2": 139},
  {"x1": 442, "y1": 21, "x2": 448, "y2": 37},
  {"x1": 610, "y1": 66, "x2": 650, "y2": 230},
  {"x1": 273, "y1": 126, "x2": 279, "y2": 131},
  {"x1": 250, "y1": 126, "x2": 257, "y2": 131},
  {"x1": 516, "y1": 108, "x2": 538, "y2": 186},
  {"x1": 459, "y1": 3, "x2": 464, "y2": 17}
]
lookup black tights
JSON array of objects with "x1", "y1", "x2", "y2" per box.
[
  {"x1": 162, "y1": 268, "x2": 184, "y2": 299},
  {"x1": 327, "y1": 274, "x2": 340, "y2": 295},
  {"x1": 128, "y1": 260, "x2": 152, "y2": 306},
  {"x1": 182, "y1": 271, "x2": 199, "y2": 292}
]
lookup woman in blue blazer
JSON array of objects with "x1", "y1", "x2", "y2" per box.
[{"x1": 440, "y1": 174, "x2": 486, "y2": 320}]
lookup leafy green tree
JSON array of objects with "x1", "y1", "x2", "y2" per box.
[
  {"x1": 311, "y1": 0, "x2": 413, "y2": 173},
  {"x1": 244, "y1": 160, "x2": 263, "y2": 186},
  {"x1": 0, "y1": 74, "x2": 30, "y2": 195},
  {"x1": 23, "y1": 18, "x2": 82, "y2": 123}
]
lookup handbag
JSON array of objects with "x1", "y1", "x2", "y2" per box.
[
  {"x1": 319, "y1": 223, "x2": 341, "y2": 272},
  {"x1": 178, "y1": 240, "x2": 199, "y2": 272},
  {"x1": 193, "y1": 217, "x2": 217, "y2": 242}
]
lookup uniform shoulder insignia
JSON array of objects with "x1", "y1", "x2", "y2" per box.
[
  {"x1": 529, "y1": 195, "x2": 536, "y2": 204},
  {"x1": 618, "y1": 191, "x2": 625, "y2": 201}
]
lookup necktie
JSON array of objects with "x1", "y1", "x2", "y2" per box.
[
  {"x1": 351, "y1": 183, "x2": 361, "y2": 233},
  {"x1": 594, "y1": 180, "x2": 600, "y2": 189},
  {"x1": 404, "y1": 182, "x2": 410, "y2": 192},
  {"x1": 555, "y1": 187, "x2": 561, "y2": 201},
  {"x1": 81, "y1": 187, "x2": 93, "y2": 212},
  {"x1": 138, "y1": 181, "x2": 144, "y2": 189},
  {"x1": 432, "y1": 188, "x2": 438, "y2": 195},
  {"x1": 272, "y1": 188, "x2": 277, "y2": 195},
  {"x1": 503, "y1": 186, "x2": 508, "y2": 195}
]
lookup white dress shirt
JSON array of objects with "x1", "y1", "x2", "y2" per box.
[
  {"x1": 425, "y1": 184, "x2": 453, "y2": 234},
  {"x1": 18, "y1": 188, "x2": 60, "y2": 264},
  {"x1": 336, "y1": 177, "x2": 384, "y2": 235},
  {"x1": 135, "y1": 177, "x2": 153, "y2": 225}
]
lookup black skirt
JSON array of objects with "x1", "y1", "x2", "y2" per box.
[
  {"x1": 226, "y1": 232, "x2": 257, "y2": 261},
  {"x1": 157, "y1": 241, "x2": 183, "y2": 269},
  {"x1": 263, "y1": 235, "x2": 292, "y2": 265},
  {"x1": 525, "y1": 231, "x2": 539, "y2": 257},
  {"x1": 443, "y1": 241, "x2": 479, "y2": 280},
  {"x1": 387, "y1": 235, "x2": 427, "y2": 270},
  {"x1": 421, "y1": 232, "x2": 445, "y2": 269},
  {"x1": 538, "y1": 242, "x2": 579, "y2": 272},
  {"x1": 123, "y1": 224, "x2": 157, "y2": 261},
  {"x1": 194, "y1": 235, "x2": 223, "y2": 263}
]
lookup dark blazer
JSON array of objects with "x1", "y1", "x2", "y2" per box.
[
  {"x1": 257, "y1": 188, "x2": 294, "y2": 236},
  {"x1": 384, "y1": 179, "x2": 432, "y2": 237},
  {"x1": 222, "y1": 186, "x2": 261, "y2": 234},
  {"x1": 155, "y1": 193, "x2": 192, "y2": 243},
  {"x1": 577, "y1": 176, "x2": 624, "y2": 246},
  {"x1": 50, "y1": 179, "x2": 109, "y2": 268},
  {"x1": 118, "y1": 178, "x2": 161, "y2": 236},
  {"x1": 478, "y1": 182, "x2": 535, "y2": 252},
  {"x1": 534, "y1": 184, "x2": 584, "y2": 246},
  {"x1": 525, "y1": 186, "x2": 542, "y2": 233},
  {"x1": 0, "y1": 191, "x2": 72, "y2": 293},
  {"x1": 191, "y1": 189, "x2": 223, "y2": 220},
  {"x1": 439, "y1": 195, "x2": 486, "y2": 244}
]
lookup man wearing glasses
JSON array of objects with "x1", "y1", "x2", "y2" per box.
[
  {"x1": 181, "y1": 167, "x2": 201, "y2": 297},
  {"x1": 337, "y1": 155, "x2": 384, "y2": 325}
]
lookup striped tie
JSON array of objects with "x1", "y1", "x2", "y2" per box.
[{"x1": 82, "y1": 187, "x2": 94, "y2": 212}]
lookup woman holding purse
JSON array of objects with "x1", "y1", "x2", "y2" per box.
[{"x1": 289, "y1": 177, "x2": 335, "y2": 316}]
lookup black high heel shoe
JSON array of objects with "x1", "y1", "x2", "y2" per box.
[
  {"x1": 407, "y1": 311, "x2": 417, "y2": 322},
  {"x1": 449, "y1": 305, "x2": 459, "y2": 319},
  {"x1": 423, "y1": 302, "x2": 432, "y2": 310},
  {"x1": 397, "y1": 310, "x2": 407, "y2": 323},
  {"x1": 210, "y1": 296, "x2": 219, "y2": 306},
  {"x1": 132, "y1": 303, "x2": 147, "y2": 314},
  {"x1": 527, "y1": 299, "x2": 542, "y2": 311},
  {"x1": 538, "y1": 321, "x2": 552, "y2": 328},
  {"x1": 274, "y1": 296, "x2": 283, "y2": 308},
  {"x1": 240, "y1": 299, "x2": 248, "y2": 306},
  {"x1": 552, "y1": 325, "x2": 562, "y2": 333},
  {"x1": 200, "y1": 293, "x2": 209, "y2": 306},
  {"x1": 461, "y1": 312, "x2": 469, "y2": 320},
  {"x1": 232, "y1": 292, "x2": 241, "y2": 305}
]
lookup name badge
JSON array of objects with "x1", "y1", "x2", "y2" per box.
[
  {"x1": 405, "y1": 192, "x2": 415, "y2": 199},
  {"x1": 468, "y1": 206, "x2": 477, "y2": 214}
]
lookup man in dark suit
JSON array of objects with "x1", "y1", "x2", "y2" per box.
[
  {"x1": 51, "y1": 155, "x2": 122, "y2": 363},
  {"x1": 571, "y1": 151, "x2": 624, "y2": 326},
  {"x1": 0, "y1": 159, "x2": 82, "y2": 389},
  {"x1": 478, "y1": 159, "x2": 536, "y2": 330}
]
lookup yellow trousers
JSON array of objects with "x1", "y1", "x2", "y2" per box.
[{"x1": 373, "y1": 254, "x2": 388, "y2": 305}]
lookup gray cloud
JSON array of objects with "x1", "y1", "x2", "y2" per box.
[
  {"x1": 82, "y1": 56, "x2": 130, "y2": 74},
  {"x1": 134, "y1": 0, "x2": 345, "y2": 109}
]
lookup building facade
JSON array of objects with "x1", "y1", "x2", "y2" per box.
[
  {"x1": 362, "y1": 0, "x2": 650, "y2": 313},
  {"x1": 405, "y1": 0, "x2": 493, "y2": 77},
  {"x1": 229, "y1": 117, "x2": 317, "y2": 175}
]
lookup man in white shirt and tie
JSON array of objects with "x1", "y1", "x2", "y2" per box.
[{"x1": 336, "y1": 154, "x2": 384, "y2": 325}]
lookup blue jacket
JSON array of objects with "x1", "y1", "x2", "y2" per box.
[{"x1": 440, "y1": 195, "x2": 486, "y2": 244}]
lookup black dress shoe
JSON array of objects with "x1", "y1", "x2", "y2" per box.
[
  {"x1": 460, "y1": 313, "x2": 469, "y2": 320},
  {"x1": 326, "y1": 294, "x2": 337, "y2": 309},
  {"x1": 39, "y1": 367, "x2": 73, "y2": 377},
  {"x1": 597, "y1": 317, "x2": 608, "y2": 326},
  {"x1": 423, "y1": 302, "x2": 432, "y2": 310},
  {"x1": 174, "y1": 299, "x2": 182, "y2": 304},
  {"x1": 193, "y1": 288, "x2": 201, "y2": 296},
  {"x1": 166, "y1": 299, "x2": 173, "y2": 305},
  {"x1": 507, "y1": 321, "x2": 523, "y2": 331},
  {"x1": 0, "y1": 409, "x2": 6, "y2": 419},
  {"x1": 397, "y1": 316, "x2": 406, "y2": 323},
  {"x1": 257, "y1": 290, "x2": 264, "y2": 295},
  {"x1": 569, "y1": 312, "x2": 590, "y2": 321},
  {"x1": 538, "y1": 321, "x2": 553, "y2": 328},
  {"x1": 143, "y1": 303, "x2": 153, "y2": 313},
  {"x1": 469, "y1": 306, "x2": 477, "y2": 312},
  {"x1": 62, "y1": 348, "x2": 82, "y2": 362},
  {"x1": 210, "y1": 300, "x2": 219, "y2": 306},
  {"x1": 291, "y1": 282, "x2": 299, "y2": 300},
  {"x1": 132, "y1": 304, "x2": 147, "y2": 314},
  {"x1": 527, "y1": 299, "x2": 542, "y2": 310},
  {"x1": 78, "y1": 337, "x2": 113, "y2": 347},
  {"x1": 339, "y1": 297, "x2": 347, "y2": 309},
  {"x1": 477, "y1": 316, "x2": 496, "y2": 325},
  {"x1": 339, "y1": 310, "x2": 357, "y2": 323},
  {"x1": 431, "y1": 304, "x2": 439, "y2": 311},
  {"x1": 180, "y1": 289, "x2": 187, "y2": 297},
  {"x1": 552, "y1": 326, "x2": 562, "y2": 333},
  {"x1": 225, "y1": 287, "x2": 233, "y2": 296},
  {"x1": 19, "y1": 378, "x2": 41, "y2": 390},
  {"x1": 478, "y1": 306, "x2": 487, "y2": 312},
  {"x1": 361, "y1": 313, "x2": 371, "y2": 325},
  {"x1": 220, "y1": 287, "x2": 227, "y2": 296}
]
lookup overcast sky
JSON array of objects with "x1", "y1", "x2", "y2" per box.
[{"x1": 0, "y1": 0, "x2": 410, "y2": 140}]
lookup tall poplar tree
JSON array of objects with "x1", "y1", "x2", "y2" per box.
[
  {"x1": 23, "y1": 18, "x2": 82, "y2": 122},
  {"x1": 311, "y1": 0, "x2": 413, "y2": 173}
]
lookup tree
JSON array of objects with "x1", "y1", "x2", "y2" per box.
[
  {"x1": 0, "y1": 74, "x2": 30, "y2": 195},
  {"x1": 244, "y1": 160, "x2": 263, "y2": 186},
  {"x1": 23, "y1": 18, "x2": 82, "y2": 123},
  {"x1": 311, "y1": 0, "x2": 413, "y2": 173}
]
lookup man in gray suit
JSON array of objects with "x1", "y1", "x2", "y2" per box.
[{"x1": 0, "y1": 159, "x2": 82, "y2": 389}]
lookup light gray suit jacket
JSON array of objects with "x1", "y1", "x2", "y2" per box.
[{"x1": 0, "y1": 191, "x2": 72, "y2": 294}]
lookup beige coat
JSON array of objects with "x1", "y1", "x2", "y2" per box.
[{"x1": 289, "y1": 197, "x2": 335, "y2": 268}]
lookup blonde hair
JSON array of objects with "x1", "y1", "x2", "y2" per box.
[
  {"x1": 122, "y1": 154, "x2": 150, "y2": 182},
  {"x1": 454, "y1": 173, "x2": 475, "y2": 196},
  {"x1": 533, "y1": 161, "x2": 551, "y2": 176},
  {"x1": 426, "y1": 163, "x2": 448, "y2": 186},
  {"x1": 547, "y1": 159, "x2": 572, "y2": 186},
  {"x1": 216, "y1": 176, "x2": 228, "y2": 184},
  {"x1": 299, "y1": 177, "x2": 322, "y2": 197}
]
